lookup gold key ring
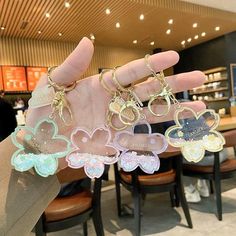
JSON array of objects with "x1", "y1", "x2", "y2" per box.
[
  {"x1": 148, "y1": 87, "x2": 171, "y2": 117},
  {"x1": 99, "y1": 69, "x2": 116, "y2": 95},
  {"x1": 107, "y1": 111, "x2": 128, "y2": 131},
  {"x1": 48, "y1": 67, "x2": 76, "y2": 92},
  {"x1": 119, "y1": 101, "x2": 141, "y2": 125},
  {"x1": 145, "y1": 54, "x2": 172, "y2": 117}
]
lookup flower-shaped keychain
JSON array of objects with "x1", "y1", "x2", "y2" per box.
[
  {"x1": 113, "y1": 122, "x2": 168, "y2": 174},
  {"x1": 165, "y1": 107, "x2": 225, "y2": 162},
  {"x1": 144, "y1": 54, "x2": 225, "y2": 163},
  {"x1": 66, "y1": 127, "x2": 119, "y2": 178},
  {"x1": 11, "y1": 119, "x2": 71, "y2": 177},
  {"x1": 11, "y1": 67, "x2": 74, "y2": 177}
]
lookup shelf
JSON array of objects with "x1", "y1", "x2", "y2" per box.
[
  {"x1": 203, "y1": 67, "x2": 227, "y2": 74},
  {"x1": 204, "y1": 97, "x2": 229, "y2": 102},
  {"x1": 204, "y1": 77, "x2": 227, "y2": 84},
  {"x1": 189, "y1": 87, "x2": 228, "y2": 95}
]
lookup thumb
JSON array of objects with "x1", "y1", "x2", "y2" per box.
[{"x1": 37, "y1": 37, "x2": 94, "y2": 88}]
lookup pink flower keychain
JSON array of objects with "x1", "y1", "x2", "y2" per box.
[
  {"x1": 113, "y1": 121, "x2": 168, "y2": 174},
  {"x1": 66, "y1": 126, "x2": 119, "y2": 178}
]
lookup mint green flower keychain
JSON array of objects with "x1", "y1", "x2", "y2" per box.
[{"x1": 11, "y1": 118, "x2": 71, "y2": 177}]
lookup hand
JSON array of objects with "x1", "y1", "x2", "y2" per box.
[{"x1": 26, "y1": 37, "x2": 206, "y2": 169}]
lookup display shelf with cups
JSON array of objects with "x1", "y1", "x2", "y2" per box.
[{"x1": 189, "y1": 67, "x2": 230, "y2": 115}]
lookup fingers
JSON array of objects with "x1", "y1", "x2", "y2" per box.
[
  {"x1": 102, "y1": 50, "x2": 179, "y2": 89},
  {"x1": 144, "y1": 101, "x2": 206, "y2": 124},
  {"x1": 36, "y1": 37, "x2": 94, "y2": 88},
  {"x1": 53, "y1": 37, "x2": 94, "y2": 85},
  {"x1": 134, "y1": 70, "x2": 206, "y2": 101}
]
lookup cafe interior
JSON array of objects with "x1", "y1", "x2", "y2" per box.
[{"x1": 1, "y1": 0, "x2": 236, "y2": 235}]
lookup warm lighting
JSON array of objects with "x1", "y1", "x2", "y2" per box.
[
  {"x1": 58, "y1": 32, "x2": 63, "y2": 36},
  {"x1": 166, "y1": 29, "x2": 171, "y2": 34},
  {"x1": 116, "y1": 22, "x2": 120, "y2": 28},
  {"x1": 105, "y1": 8, "x2": 111, "y2": 15},
  {"x1": 139, "y1": 14, "x2": 144, "y2": 20},
  {"x1": 193, "y1": 23, "x2": 198, "y2": 28},
  {"x1": 64, "y1": 1, "x2": 70, "y2": 8},
  {"x1": 1, "y1": 26, "x2": 5, "y2": 30},
  {"x1": 38, "y1": 30, "x2": 42, "y2": 34},
  {"x1": 133, "y1": 40, "x2": 138, "y2": 44},
  {"x1": 168, "y1": 19, "x2": 173, "y2": 24},
  {"x1": 181, "y1": 40, "x2": 185, "y2": 45},
  {"x1": 215, "y1": 26, "x2": 220, "y2": 31},
  {"x1": 194, "y1": 35, "x2": 199, "y2": 39},
  {"x1": 150, "y1": 41, "x2": 155, "y2": 45},
  {"x1": 201, "y1": 32, "x2": 206, "y2": 37},
  {"x1": 45, "y1": 12, "x2": 50, "y2": 18},
  {"x1": 90, "y1": 34, "x2": 95, "y2": 40},
  {"x1": 187, "y1": 38, "x2": 192, "y2": 42}
]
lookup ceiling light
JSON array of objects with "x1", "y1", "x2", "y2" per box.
[
  {"x1": 58, "y1": 32, "x2": 62, "y2": 36},
  {"x1": 150, "y1": 41, "x2": 155, "y2": 45},
  {"x1": 192, "y1": 23, "x2": 198, "y2": 28},
  {"x1": 64, "y1": 1, "x2": 70, "y2": 8},
  {"x1": 45, "y1": 12, "x2": 50, "y2": 18},
  {"x1": 139, "y1": 14, "x2": 144, "y2": 20},
  {"x1": 1, "y1": 26, "x2": 5, "y2": 30},
  {"x1": 194, "y1": 35, "x2": 199, "y2": 39},
  {"x1": 90, "y1": 33, "x2": 95, "y2": 40},
  {"x1": 133, "y1": 40, "x2": 138, "y2": 44},
  {"x1": 38, "y1": 30, "x2": 42, "y2": 34},
  {"x1": 168, "y1": 19, "x2": 173, "y2": 24},
  {"x1": 166, "y1": 29, "x2": 171, "y2": 34},
  {"x1": 181, "y1": 40, "x2": 185, "y2": 45},
  {"x1": 187, "y1": 38, "x2": 192, "y2": 42},
  {"x1": 215, "y1": 26, "x2": 220, "y2": 31},
  {"x1": 105, "y1": 8, "x2": 111, "y2": 15},
  {"x1": 201, "y1": 32, "x2": 206, "y2": 37},
  {"x1": 116, "y1": 22, "x2": 120, "y2": 28}
]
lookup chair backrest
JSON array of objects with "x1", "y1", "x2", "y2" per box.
[
  {"x1": 223, "y1": 129, "x2": 236, "y2": 148},
  {"x1": 159, "y1": 150, "x2": 181, "y2": 159},
  {"x1": 57, "y1": 167, "x2": 87, "y2": 184}
]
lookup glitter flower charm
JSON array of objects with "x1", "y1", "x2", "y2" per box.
[
  {"x1": 66, "y1": 127, "x2": 119, "y2": 179},
  {"x1": 11, "y1": 119, "x2": 71, "y2": 177},
  {"x1": 165, "y1": 107, "x2": 225, "y2": 162},
  {"x1": 114, "y1": 122, "x2": 168, "y2": 174}
]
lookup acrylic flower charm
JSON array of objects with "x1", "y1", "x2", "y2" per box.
[
  {"x1": 11, "y1": 119, "x2": 71, "y2": 177},
  {"x1": 113, "y1": 122, "x2": 168, "y2": 174},
  {"x1": 66, "y1": 127, "x2": 119, "y2": 179},
  {"x1": 165, "y1": 107, "x2": 225, "y2": 162}
]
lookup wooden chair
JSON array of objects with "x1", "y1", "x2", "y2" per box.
[
  {"x1": 183, "y1": 129, "x2": 236, "y2": 220},
  {"x1": 34, "y1": 168, "x2": 104, "y2": 236},
  {"x1": 114, "y1": 151, "x2": 192, "y2": 236}
]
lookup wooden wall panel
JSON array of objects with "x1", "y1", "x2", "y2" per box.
[{"x1": 0, "y1": 37, "x2": 150, "y2": 77}]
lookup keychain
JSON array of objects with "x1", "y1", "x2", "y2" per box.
[
  {"x1": 145, "y1": 54, "x2": 225, "y2": 162},
  {"x1": 113, "y1": 121, "x2": 168, "y2": 174},
  {"x1": 66, "y1": 127, "x2": 119, "y2": 178},
  {"x1": 11, "y1": 119, "x2": 71, "y2": 177}
]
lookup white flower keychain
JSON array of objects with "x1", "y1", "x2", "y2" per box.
[{"x1": 145, "y1": 54, "x2": 225, "y2": 162}]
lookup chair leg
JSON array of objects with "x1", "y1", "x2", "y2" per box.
[
  {"x1": 92, "y1": 209, "x2": 104, "y2": 236},
  {"x1": 114, "y1": 164, "x2": 122, "y2": 217},
  {"x1": 35, "y1": 216, "x2": 46, "y2": 236},
  {"x1": 169, "y1": 190, "x2": 175, "y2": 207},
  {"x1": 214, "y1": 152, "x2": 222, "y2": 221},
  {"x1": 210, "y1": 180, "x2": 214, "y2": 194},
  {"x1": 133, "y1": 190, "x2": 141, "y2": 236},
  {"x1": 177, "y1": 185, "x2": 193, "y2": 228},
  {"x1": 83, "y1": 221, "x2": 88, "y2": 236},
  {"x1": 174, "y1": 186, "x2": 180, "y2": 207},
  {"x1": 214, "y1": 178, "x2": 222, "y2": 221}
]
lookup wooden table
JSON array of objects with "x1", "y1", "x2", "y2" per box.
[{"x1": 217, "y1": 116, "x2": 236, "y2": 131}]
